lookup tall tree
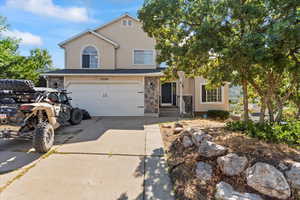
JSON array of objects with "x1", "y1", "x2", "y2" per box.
[
  {"x1": 0, "y1": 16, "x2": 52, "y2": 83},
  {"x1": 138, "y1": 0, "x2": 300, "y2": 122}
]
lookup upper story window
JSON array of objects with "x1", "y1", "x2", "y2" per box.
[
  {"x1": 122, "y1": 19, "x2": 132, "y2": 27},
  {"x1": 201, "y1": 84, "x2": 222, "y2": 103},
  {"x1": 133, "y1": 50, "x2": 154, "y2": 65},
  {"x1": 82, "y1": 46, "x2": 98, "y2": 68}
]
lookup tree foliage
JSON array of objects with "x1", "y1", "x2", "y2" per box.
[
  {"x1": 138, "y1": 0, "x2": 300, "y2": 122},
  {"x1": 0, "y1": 16, "x2": 52, "y2": 83}
]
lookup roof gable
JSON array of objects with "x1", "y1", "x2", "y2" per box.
[
  {"x1": 58, "y1": 14, "x2": 138, "y2": 48},
  {"x1": 93, "y1": 13, "x2": 140, "y2": 32}
]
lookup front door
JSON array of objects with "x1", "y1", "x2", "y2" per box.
[{"x1": 161, "y1": 83, "x2": 172, "y2": 105}]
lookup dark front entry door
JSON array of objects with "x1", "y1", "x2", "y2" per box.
[{"x1": 161, "y1": 83, "x2": 172, "y2": 104}]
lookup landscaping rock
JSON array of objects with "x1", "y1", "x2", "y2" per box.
[
  {"x1": 285, "y1": 162, "x2": 300, "y2": 189},
  {"x1": 174, "y1": 127, "x2": 183, "y2": 134},
  {"x1": 278, "y1": 162, "x2": 289, "y2": 171},
  {"x1": 174, "y1": 122, "x2": 183, "y2": 128},
  {"x1": 195, "y1": 162, "x2": 212, "y2": 184},
  {"x1": 198, "y1": 141, "x2": 227, "y2": 158},
  {"x1": 186, "y1": 127, "x2": 198, "y2": 133},
  {"x1": 245, "y1": 162, "x2": 291, "y2": 199},
  {"x1": 217, "y1": 153, "x2": 248, "y2": 176},
  {"x1": 215, "y1": 181, "x2": 263, "y2": 200},
  {"x1": 190, "y1": 131, "x2": 213, "y2": 146},
  {"x1": 162, "y1": 124, "x2": 172, "y2": 128},
  {"x1": 182, "y1": 135, "x2": 193, "y2": 148}
]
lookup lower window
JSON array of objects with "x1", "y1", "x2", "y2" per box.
[{"x1": 201, "y1": 85, "x2": 222, "y2": 103}]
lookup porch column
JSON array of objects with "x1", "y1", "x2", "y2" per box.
[{"x1": 177, "y1": 71, "x2": 185, "y2": 117}]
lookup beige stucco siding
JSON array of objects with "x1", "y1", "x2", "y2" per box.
[
  {"x1": 64, "y1": 76, "x2": 144, "y2": 88},
  {"x1": 63, "y1": 33, "x2": 115, "y2": 69},
  {"x1": 95, "y1": 16, "x2": 157, "y2": 69},
  {"x1": 194, "y1": 77, "x2": 229, "y2": 112},
  {"x1": 176, "y1": 78, "x2": 195, "y2": 96}
]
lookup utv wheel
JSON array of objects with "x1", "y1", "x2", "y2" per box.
[
  {"x1": 69, "y1": 108, "x2": 83, "y2": 125},
  {"x1": 33, "y1": 123, "x2": 54, "y2": 153}
]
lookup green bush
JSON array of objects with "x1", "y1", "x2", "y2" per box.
[
  {"x1": 226, "y1": 120, "x2": 300, "y2": 145},
  {"x1": 207, "y1": 110, "x2": 230, "y2": 120}
]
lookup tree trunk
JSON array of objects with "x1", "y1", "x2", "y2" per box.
[
  {"x1": 242, "y1": 79, "x2": 249, "y2": 122},
  {"x1": 259, "y1": 98, "x2": 266, "y2": 123},
  {"x1": 267, "y1": 101, "x2": 275, "y2": 122},
  {"x1": 296, "y1": 106, "x2": 300, "y2": 120},
  {"x1": 275, "y1": 103, "x2": 284, "y2": 122}
]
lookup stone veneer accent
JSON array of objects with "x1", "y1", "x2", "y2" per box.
[
  {"x1": 47, "y1": 76, "x2": 64, "y2": 89},
  {"x1": 144, "y1": 77, "x2": 160, "y2": 115}
]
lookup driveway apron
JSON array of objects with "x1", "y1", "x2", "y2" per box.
[{"x1": 0, "y1": 117, "x2": 175, "y2": 200}]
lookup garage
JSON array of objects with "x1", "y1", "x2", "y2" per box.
[{"x1": 67, "y1": 82, "x2": 144, "y2": 116}]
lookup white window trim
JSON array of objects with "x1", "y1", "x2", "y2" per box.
[
  {"x1": 132, "y1": 49, "x2": 155, "y2": 66},
  {"x1": 200, "y1": 83, "x2": 224, "y2": 104},
  {"x1": 80, "y1": 44, "x2": 100, "y2": 69},
  {"x1": 122, "y1": 19, "x2": 133, "y2": 27}
]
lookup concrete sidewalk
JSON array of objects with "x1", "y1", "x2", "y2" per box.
[{"x1": 0, "y1": 117, "x2": 175, "y2": 200}]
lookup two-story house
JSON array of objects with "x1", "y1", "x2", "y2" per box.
[{"x1": 44, "y1": 14, "x2": 229, "y2": 117}]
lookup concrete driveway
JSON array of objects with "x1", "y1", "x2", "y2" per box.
[{"x1": 0, "y1": 117, "x2": 176, "y2": 200}]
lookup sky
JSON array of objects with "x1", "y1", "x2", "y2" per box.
[{"x1": 0, "y1": 0, "x2": 144, "y2": 68}]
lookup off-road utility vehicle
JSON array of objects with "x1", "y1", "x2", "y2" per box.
[{"x1": 0, "y1": 79, "x2": 83, "y2": 153}]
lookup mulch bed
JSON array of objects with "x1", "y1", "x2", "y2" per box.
[{"x1": 160, "y1": 118, "x2": 300, "y2": 200}]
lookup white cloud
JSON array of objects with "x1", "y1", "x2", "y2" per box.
[
  {"x1": 2, "y1": 30, "x2": 43, "y2": 46},
  {"x1": 5, "y1": 0, "x2": 90, "y2": 22}
]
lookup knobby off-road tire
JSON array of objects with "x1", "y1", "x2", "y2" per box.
[
  {"x1": 0, "y1": 79, "x2": 35, "y2": 91},
  {"x1": 33, "y1": 122, "x2": 54, "y2": 153},
  {"x1": 69, "y1": 108, "x2": 83, "y2": 125}
]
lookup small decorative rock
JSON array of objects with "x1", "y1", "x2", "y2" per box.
[
  {"x1": 174, "y1": 122, "x2": 183, "y2": 128},
  {"x1": 186, "y1": 127, "x2": 198, "y2": 133},
  {"x1": 215, "y1": 182, "x2": 263, "y2": 200},
  {"x1": 286, "y1": 162, "x2": 300, "y2": 189},
  {"x1": 162, "y1": 124, "x2": 172, "y2": 128},
  {"x1": 245, "y1": 162, "x2": 291, "y2": 199},
  {"x1": 173, "y1": 127, "x2": 183, "y2": 134},
  {"x1": 182, "y1": 135, "x2": 193, "y2": 148},
  {"x1": 191, "y1": 131, "x2": 213, "y2": 146},
  {"x1": 196, "y1": 162, "x2": 212, "y2": 184},
  {"x1": 198, "y1": 141, "x2": 227, "y2": 158},
  {"x1": 217, "y1": 153, "x2": 248, "y2": 176},
  {"x1": 278, "y1": 162, "x2": 289, "y2": 171}
]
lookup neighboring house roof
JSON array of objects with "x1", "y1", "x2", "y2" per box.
[
  {"x1": 43, "y1": 68, "x2": 165, "y2": 77},
  {"x1": 58, "y1": 13, "x2": 138, "y2": 48},
  {"x1": 58, "y1": 30, "x2": 119, "y2": 48}
]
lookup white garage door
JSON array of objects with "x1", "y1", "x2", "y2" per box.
[{"x1": 67, "y1": 82, "x2": 144, "y2": 116}]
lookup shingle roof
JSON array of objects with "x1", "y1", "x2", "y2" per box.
[{"x1": 44, "y1": 68, "x2": 165, "y2": 75}]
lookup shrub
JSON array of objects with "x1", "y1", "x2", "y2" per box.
[
  {"x1": 226, "y1": 120, "x2": 300, "y2": 145},
  {"x1": 207, "y1": 110, "x2": 230, "y2": 120}
]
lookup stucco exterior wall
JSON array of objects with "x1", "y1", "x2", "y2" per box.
[
  {"x1": 194, "y1": 77, "x2": 229, "y2": 112},
  {"x1": 64, "y1": 75, "x2": 144, "y2": 88},
  {"x1": 63, "y1": 33, "x2": 115, "y2": 69},
  {"x1": 176, "y1": 77, "x2": 194, "y2": 96},
  {"x1": 95, "y1": 16, "x2": 157, "y2": 69}
]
